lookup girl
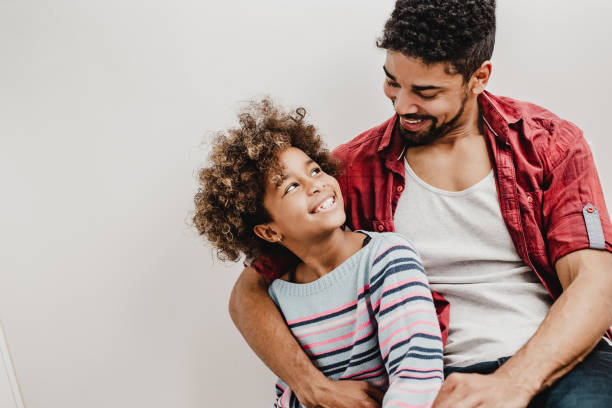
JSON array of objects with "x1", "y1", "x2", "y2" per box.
[{"x1": 194, "y1": 99, "x2": 443, "y2": 407}]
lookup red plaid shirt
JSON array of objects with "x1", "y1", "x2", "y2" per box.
[{"x1": 252, "y1": 90, "x2": 612, "y2": 342}]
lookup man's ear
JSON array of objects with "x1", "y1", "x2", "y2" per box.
[
  {"x1": 253, "y1": 223, "x2": 283, "y2": 243},
  {"x1": 469, "y1": 60, "x2": 492, "y2": 95}
]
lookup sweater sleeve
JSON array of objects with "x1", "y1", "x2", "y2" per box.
[{"x1": 368, "y1": 236, "x2": 443, "y2": 407}]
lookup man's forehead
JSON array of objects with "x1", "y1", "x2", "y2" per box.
[{"x1": 384, "y1": 52, "x2": 460, "y2": 84}]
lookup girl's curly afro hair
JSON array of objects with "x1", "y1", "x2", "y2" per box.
[{"x1": 193, "y1": 98, "x2": 339, "y2": 262}]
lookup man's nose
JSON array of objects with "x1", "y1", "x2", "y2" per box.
[{"x1": 394, "y1": 90, "x2": 419, "y2": 115}]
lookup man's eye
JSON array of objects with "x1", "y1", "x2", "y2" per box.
[
  {"x1": 386, "y1": 80, "x2": 400, "y2": 88},
  {"x1": 419, "y1": 93, "x2": 438, "y2": 100},
  {"x1": 311, "y1": 167, "x2": 321, "y2": 176}
]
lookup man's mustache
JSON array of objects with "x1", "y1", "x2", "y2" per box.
[{"x1": 399, "y1": 114, "x2": 437, "y2": 122}]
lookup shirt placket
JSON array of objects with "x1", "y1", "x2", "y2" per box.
[{"x1": 484, "y1": 118, "x2": 555, "y2": 299}]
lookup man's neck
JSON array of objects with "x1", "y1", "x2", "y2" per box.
[
  {"x1": 404, "y1": 97, "x2": 492, "y2": 192},
  {"x1": 429, "y1": 96, "x2": 483, "y2": 149}
]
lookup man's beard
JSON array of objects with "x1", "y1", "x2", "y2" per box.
[{"x1": 396, "y1": 93, "x2": 469, "y2": 147}]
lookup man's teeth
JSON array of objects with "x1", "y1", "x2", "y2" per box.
[
  {"x1": 315, "y1": 197, "x2": 334, "y2": 213},
  {"x1": 405, "y1": 119, "x2": 422, "y2": 123}
]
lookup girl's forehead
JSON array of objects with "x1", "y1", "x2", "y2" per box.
[{"x1": 268, "y1": 147, "x2": 314, "y2": 187}]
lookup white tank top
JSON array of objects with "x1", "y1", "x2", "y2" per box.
[{"x1": 394, "y1": 159, "x2": 553, "y2": 367}]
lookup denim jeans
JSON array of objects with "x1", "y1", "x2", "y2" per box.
[{"x1": 443, "y1": 340, "x2": 612, "y2": 407}]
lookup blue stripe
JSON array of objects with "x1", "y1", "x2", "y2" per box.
[
  {"x1": 376, "y1": 295, "x2": 433, "y2": 316},
  {"x1": 389, "y1": 353, "x2": 443, "y2": 374},
  {"x1": 396, "y1": 367, "x2": 443, "y2": 375},
  {"x1": 385, "y1": 341, "x2": 443, "y2": 363},
  {"x1": 370, "y1": 263, "x2": 424, "y2": 294},
  {"x1": 373, "y1": 245, "x2": 417, "y2": 266},
  {"x1": 397, "y1": 374, "x2": 443, "y2": 381},
  {"x1": 319, "y1": 344, "x2": 379, "y2": 373},
  {"x1": 288, "y1": 302, "x2": 358, "y2": 329},
  {"x1": 380, "y1": 281, "x2": 430, "y2": 299}
]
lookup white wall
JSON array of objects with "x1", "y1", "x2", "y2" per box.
[{"x1": 0, "y1": 1, "x2": 610, "y2": 407}]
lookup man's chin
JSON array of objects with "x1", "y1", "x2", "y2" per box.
[{"x1": 398, "y1": 127, "x2": 440, "y2": 146}]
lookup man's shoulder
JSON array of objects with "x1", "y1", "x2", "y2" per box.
[
  {"x1": 483, "y1": 91, "x2": 582, "y2": 139},
  {"x1": 482, "y1": 92, "x2": 584, "y2": 160},
  {"x1": 332, "y1": 116, "x2": 395, "y2": 162}
]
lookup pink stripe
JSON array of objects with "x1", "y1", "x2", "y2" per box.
[
  {"x1": 397, "y1": 372, "x2": 443, "y2": 379},
  {"x1": 303, "y1": 320, "x2": 370, "y2": 350},
  {"x1": 376, "y1": 291, "x2": 432, "y2": 313},
  {"x1": 286, "y1": 284, "x2": 370, "y2": 325},
  {"x1": 352, "y1": 370, "x2": 386, "y2": 380},
  {"x1": 372, "y1": 279, "x2": 428, "y2": 310},
  {"x1": 311, "y1": 326, "x2": 375, "y2": 356},
  {"x1": 293, "y1": 302, "x2": 368, "y2": 339},
  {"x1": 379, "y1": 321, "x2": 439, "y2": 349},
  {"x1": 297, "y1": 317, "x2": 356, "y2": 340},
  {"x1": 396, "y1": 367, "x2": 443, "y2": 373},
  {"x1": 386, "y1": 401, "x2": 432, "y2": 408},
  {"x1": 342, "y1": 363, "x2": 383, "y2": 379},
  {"x1": 378, "y1": 309, "x2": 437, "y2": 332},
  {"x1": 287, "y1": 299, "x2": 357, "y2": 325},
  {"x1": 392, "y1": 387, "x2": 441, "y2": 395},
  {"x1": 274, "y1": 382, "x2": 287, "y2": 408}
]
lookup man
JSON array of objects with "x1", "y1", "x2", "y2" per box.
[{"x1": 229, "y1": 1, "x2": 612, "y2": 407}]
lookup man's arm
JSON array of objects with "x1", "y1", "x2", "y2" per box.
[
  {"x1": 432, "y1": 248, "x2": 612, "y2": 408},
  {"x1": 228, "y1": 266, "x2": 384, "y2": 408}
]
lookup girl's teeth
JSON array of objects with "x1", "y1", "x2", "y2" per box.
[{"x1": 316, "y1": 197, "x2": 334, "y2": 212}]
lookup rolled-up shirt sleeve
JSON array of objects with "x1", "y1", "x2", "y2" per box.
[{"x1": 542, "y1": 122, "x2": 612, "y2": 264}]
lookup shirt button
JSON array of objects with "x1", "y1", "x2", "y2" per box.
[
  {"x1": 397, "y1": 186, "x2": 404, "y2": 193},
  {"x1": 377, "y1": 224, "x2": 384, "y2": 232},
  {"x1": 587, "y1": 206, "x2": 595, "y2": 213},
  {"x1": 527, "y1": 195, "x2": 533, "y2": 203}
]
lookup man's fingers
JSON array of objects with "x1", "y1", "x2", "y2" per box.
[
  {"x1": 364, "y1": 384, "x2": 385, "y2": 403},
  {"x1": 432, "y1": 374, "x2": 461, "y2": 408}
]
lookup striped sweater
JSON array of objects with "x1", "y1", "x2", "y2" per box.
[{"x1": 268, "y1": 231, "x2": 443, "y2": 407}]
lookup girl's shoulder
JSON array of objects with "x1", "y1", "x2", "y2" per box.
[{"x1": 356, "y1": 231, "x2": 419, "y2": 256}]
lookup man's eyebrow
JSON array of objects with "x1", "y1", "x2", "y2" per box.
[
  {"x1": 384, "y1": 66, "x2": 442, "y2": 91},
  {"x1": 412, "y1": 84, "x2": 443, "y2": 92},
  {"x1": 383, "y1": 65, "x2": 396, "y2": 81}
]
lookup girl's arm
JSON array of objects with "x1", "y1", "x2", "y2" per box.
[{"x1": 369, "y1": 239, "x2": 444, "y2": 406}]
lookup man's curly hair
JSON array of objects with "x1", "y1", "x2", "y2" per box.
[
  {"x1": 193, "y1": 98, "x2": 339, "y2": 262},
  {"x1": 377, "y1": 0, "x2": 496, "y2": 81}
]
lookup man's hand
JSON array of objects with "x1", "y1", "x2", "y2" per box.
[
  {"x1": 298, "y1": 378, "x2": 384, "y2": 408},
  {"x1": 432, "y1": 371, "x2": 534, "y2": 408}
]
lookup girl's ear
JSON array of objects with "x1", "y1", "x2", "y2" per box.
[{"x1": 253, "y1": 223, "x2": 284, "y2": 243}]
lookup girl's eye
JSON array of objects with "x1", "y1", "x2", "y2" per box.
[
  {"x1": 311, "y1": 167, "x2": 321, "y2": 176},
  {"x1": 284, "y1": 183, "x2": 298, "y2": 194}
]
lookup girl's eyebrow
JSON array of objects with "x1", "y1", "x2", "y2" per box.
[{"x1": 273, "y1": 158, "x2": 316, "y2": 188}]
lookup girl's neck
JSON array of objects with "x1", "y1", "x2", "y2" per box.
[{"x1": 284, "y1": 229, "x2": 366, "y2": 283}]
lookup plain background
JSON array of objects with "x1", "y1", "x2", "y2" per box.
[{"x1": 1, "y1": 1, "x2": 611, "y2": 407}]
